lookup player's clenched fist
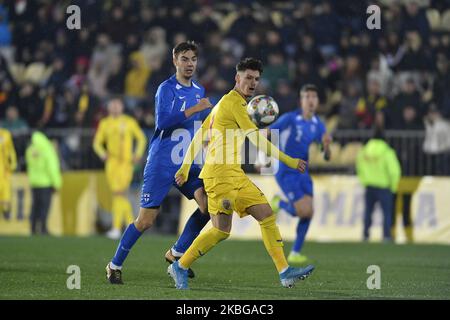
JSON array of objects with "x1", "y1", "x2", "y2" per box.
[
  {"x1": 196, "y1": 98, "x2": 213, "y2": 111},
  {"x1": 296, "y1": 159, "x2": 307, "y2": 173},
  {"x1": 175, "y1": 173, "x2": 186, "y2": 186},
  {"x1": 175, "y1": 164, "x2": 190, "y2": 186}
]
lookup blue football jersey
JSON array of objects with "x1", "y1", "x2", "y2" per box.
[
  {"x1": 269, "y1": 110, "x2": 326, "y2": 176},
  {"x1": 147, "y1": 75, "x2": 209, "y2": 171}
]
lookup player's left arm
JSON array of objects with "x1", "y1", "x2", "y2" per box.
[{"x1": 130, "y1": 119, "x2": 147, "y2": 163}]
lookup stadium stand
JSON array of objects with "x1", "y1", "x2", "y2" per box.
[{"x1": 0, "y1": 0, "x2": 449, "y2": 175}]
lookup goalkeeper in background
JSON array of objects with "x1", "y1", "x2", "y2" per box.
[
  {"x1": 170, "y1": 58, "x2": 314, "y2": 290},
  {"x1": 93, "y1": 98, "x2": 147, "y2": 239},
  {"x1": 0, "y1": 128, "x2": 17, "y2": 220}
]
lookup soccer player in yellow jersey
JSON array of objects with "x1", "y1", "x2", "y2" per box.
[
  {"x1": 170, "y1": 58, "x2": 315, "y2": 289},
  {"x1": 0, "y1": 128, "x2": 17, "y2": 220},
  {"x1": 93, "y1": 98, "x2": 147, "y2": 239}
]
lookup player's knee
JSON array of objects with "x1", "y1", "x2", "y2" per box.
[
  {"x1": 135, "y1": 209, "x2": 158, "y2": 231},
  {"x1": 296, "y1": 206, "x2": 314, "y2": 219},
  {"x1": 135, "y1": 218, "x2": 153, "y2": 231},
  {"x1": 194, "y1": 189, "x2": 208, "y2": 214}
]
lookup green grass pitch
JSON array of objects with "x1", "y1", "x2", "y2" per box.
[{"x1": 1, "y1": 235, "x2": 449, "y2": 300}]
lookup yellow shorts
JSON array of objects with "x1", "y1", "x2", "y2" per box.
[
  {"x1": 105, "y1": 159, "x2": 133, "y2": 193},
  {"x1": 0, "y1": 175, "x2": 12, "y2": 204},
  {"x1": 203, "y1": 175, "x2": 268, "y2": 218}
]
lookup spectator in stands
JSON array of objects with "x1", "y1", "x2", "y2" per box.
[
  {"x1": 401, "y1": 0, "x2": 430, "y2": 40},
  {"x1": 273, "y1": 80, "x2": 297, "y2": 114},
  {"x1": 389, "y1": 77, "x2": 424, "y2": 130},
  {"x1": 423, "y1": 104, "x2": 450, "y2": 175},
  {"x1": 87, "y1": 60, "x2": 109, "y2": 100},
  {"x1": 355, "y1": 75, "x2": 389, "y2": 129},
  {"x1": 72, "y1": 83, "x2": 99, "y2": 128},
  {"x1": 0, "y1": 105, "x2": 28, "y2": 134},
  {"x1": 397, "y1": 31, "x2": 432, "y2": 71},
  {"x1": 0, "y1": 80, "x2": 17, "y2": 118},
  {"x1": 432, "y1": 52, "x2": 450, "y2": 119},
  {"x1": 0, "y1": 0, "x2": 448, "y2": 178},
  {"x1": 18, "y1": 82, "x2": 42, "y2": 128},
  {"x1": 356, "y1": 128, "x2": 401, "y2": 242},
  {"x1": 124, "y1": 51, "x2": 151, "y2": 110},
  {"x1": 45, "y1": 57, "x2": 69, "y2": 93},
  {"x1": 26, "y1": 131, "x2": 62, "y2": 235},
  {"x1": 337, "y1": 80, "x2": 363, "y2": 129},
  {"x1": 0, "y1": 3, "x2": 11, "y2": 47}
]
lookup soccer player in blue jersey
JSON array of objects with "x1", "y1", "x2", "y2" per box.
[
  {"x1": 105, "y1": 41, "x2": 213, "y2": 284},
  {"x1": 268, "y1": 84, "x2": 331, "y2": 265}
]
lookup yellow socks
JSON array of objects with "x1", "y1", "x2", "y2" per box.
[
  {"x1": 179, "y1": 227, "x2": 230, "y2": 269},
  {"x1": 259, "y1": 214, "x2": 289, "y2": 273},
  {"x1": 112, "y1": 195, "x2": 134, "y2": 230},
  {"x1": 178, "y1": 215, "x2": 288, "y2": 273}
]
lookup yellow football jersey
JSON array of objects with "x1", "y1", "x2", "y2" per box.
[
  {"x1": 177, "y1": 89, "x2": 298, "y2": 181},
  {"x1": 0, "y1": 128, "x2": 17, "y2": 178},
  {"x1": 200, "y1": 90, "x2": 256, "y2": 178},
  {"x1": 93, "y1": 114, "x2": 147, "y2": 163}
]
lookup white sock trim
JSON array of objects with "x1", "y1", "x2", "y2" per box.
[
  {"x1": 279, "y1": 266, "x2": 289, "y2": 274},
  {"x1": 171, "y1": 247, "x2": 184, "y2": 258},
  {"x1": 109, "y1": 262, "x2": 122, "y2": 270},
  {"x1": 178, "y1": 262, "x2": 189, "y2": 270}
]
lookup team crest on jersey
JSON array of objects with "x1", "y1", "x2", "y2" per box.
[
  {"x1": 222, "y1": 199, "x2": 231, "y2": 211},
  {"x1": 310, "y1": 125, "x2": 316, "y2": 133},
  {"x1": 142, "y1": 193, "x2": 151, "y2": 203}
]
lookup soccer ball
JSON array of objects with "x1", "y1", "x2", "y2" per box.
[{"x1": 247, "y1": 95, "x2": 279, "y2": 127}]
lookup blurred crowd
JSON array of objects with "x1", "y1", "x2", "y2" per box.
[{"x1": 0, "y1": 0, "x2": 450, "y2": 172}]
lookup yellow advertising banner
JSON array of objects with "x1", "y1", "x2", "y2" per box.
[
  {"x1": 179, "y1": 175, "x2": 450, "y2": 244},
  {"x1": 3, "y1": 172, "x2": 449, "y2": 244},
  {"x1": 0, "y1": 171, "x2": 111, "y2": 236}
]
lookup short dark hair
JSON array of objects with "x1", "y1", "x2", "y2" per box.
[
  {"x1": 300, "y1": 84, "x2": 319, "y2": 95},
  {"x1": 236, "y1": 57, "x2": 263, "y2": 74},
  {"x1": 173, "y1": 41, "x2": 198, "y2": 58}
]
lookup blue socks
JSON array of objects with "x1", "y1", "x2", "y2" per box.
[
  {"x1": 292, "y1": 218, "x2": 311, "y2": 253},
  {"x1": 279, "y1": 200, "x2": 296, "y2": 217},
  {"x1": 173, "y1": 208, "x2": 210, "y2": 254},
  {"x1": 111, "y1": 223, "x2": 142, "y2": 267}
]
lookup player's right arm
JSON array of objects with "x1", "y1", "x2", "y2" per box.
[
  {"x1": 93, "y1": 120, "x2": 108, "y2": 161},
  {"x1": 156, "y1": 84, "x2": 212, "y2": 130},
  {"x1": 175, "y1": 111, "x2": 213, "y2": 186},
  {"x1": 231, "y1": 104, "x2": 306, "y2": 173}
]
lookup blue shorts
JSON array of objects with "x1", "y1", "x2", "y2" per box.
[
  {"x1": 275, "y1": 172, "x2": 313, "y2": 203},
  {"x1": 140, "y1": 165, "x2": 203, "y2": 208}
]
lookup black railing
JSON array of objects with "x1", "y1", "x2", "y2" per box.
[{"x1": 10, "y1": 128, "x2": 450, "y2": 176}]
